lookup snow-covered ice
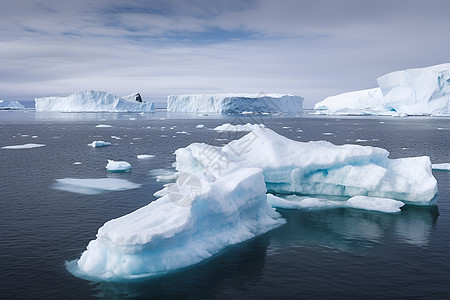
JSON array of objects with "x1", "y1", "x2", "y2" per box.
[
  {"x1": 106, "y1": 160, "x2": 131, "y2": 172},
  {"x1": 53, "y1": 178, "x2": 141, "y2": 195},
  {"x1": 214, "y1": 123, "x2": 266, "y2": 132},
  {"x1": 432, "y1": 163, "x2": 450, "y2": 171},
  {"x1": 137, "y1": 154, "x2": 155, "y2": 159},
  {"x1": 88, "y1": 141, "x2": 111, "y2": 148},
  {"x1": 35, "y1": 90, "x2": 154, "y2": 112},
  {"x1": 175, "y1": 127, "x2": 437, "y2": 205},
  {"x1": 314, "y1": 63, "x2": 450, "y2": 116},
  {"x1": 1, "y1": 143, "x2": 45, "y2": 149},
  {"x1": 167, "y1": 94, "x2": 303, "y2": 114},
  {"x1": 0, "y1": 100, "x2": 26, "y2": 110},
  {"x1": 69, "y1": 168, "x2": 284, "y2": 280}
]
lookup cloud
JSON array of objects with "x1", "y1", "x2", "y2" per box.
[{"x1": 1, "y1": 0, "x2": 449, "y2": 107}]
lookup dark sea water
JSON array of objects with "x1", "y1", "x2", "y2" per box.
[{"x1": 0, "y1": 110, "x2": 449, "y2": 299}]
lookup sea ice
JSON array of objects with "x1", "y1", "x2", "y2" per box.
[
  {"x1": 70, "y1": 168, "x2": 284, "y2": 280},
  {"x1": 432, "y1": 163, "x2": 450, "y2": 171},
  {"x1": 106, "y1": 160, "x2": 131, "y2": 172},
  {"x1": 1, "y1": 143, "x2": 45, "y2": 149},
  {"x1": 195, "y1": 124, "x2": 205, "y2": 128},
  {"x1": 267, "y1": 194, "x2": 404, "y2": 213},
  {"x1": 96, "y1": 124, "x2": 113, "y2": 128},
  {"x1": 53, "y1": 178, "x2": 141, "y2": 195},
  {"x1": 314, "y1": 63, "x2": 450, "y2": 116},
  {"x1": 0, "y1": 100, "x2": 26, "y2": 110},
  {"x1": 175, "y1": 127, "x2": 437, "y2": 205},
  {"x1": 214, "y1": 123, "x2": 266, "y2": 132},
  {"x1": 88, "y1": 141, "x2": 111, "y2": 148},
  {"x1": 167, "y1": 94, "x2": 303, "y2": 113},
  {"x1": 137, "y1": 154, "x2": 155, "y2": 159},
  {"x1": 35, "y1": 90, "x2": 154, "y2": 112}
]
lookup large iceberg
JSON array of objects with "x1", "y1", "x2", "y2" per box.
[
  {"x1": 175, "y1": 128, "x2": 437, "y2": 205},
  {"x1": 70, "y1": 168, "x2": 284, "y2": 280},
  {"x1": 35, "y1": 90, "x2": 154, "y2": 112},
  {"x1": 0, "y1": 100, "x2": 26, "y2": 110},
  {"x1": 167, "y1": 94, "x2": 303, "y2": 113},
  {"x1": 314, "y1": 63, "x2": 450, "y2": 116}
]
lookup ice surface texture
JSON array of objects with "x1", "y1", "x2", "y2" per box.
[
  {"x1": 175, "y1": 128, "x2": 437, "y2": 205},
  {"x1": 71, "y1": 168, "x2": 284, "y2": 280},
  {"x1": 167, "y1": 94, "x2": 303, "y2": 113},
  {"x1": 0, "y1": 100, "x2": 26, "y2": 110},
  {"x1": 315, "y1": 63, "x2": 450, "y2": 116},
  {"x1": 35, "y1": 90, "x2": 154, "y2": 112}
]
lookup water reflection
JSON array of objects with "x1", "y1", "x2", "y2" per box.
[
  {"x1": 90, "y1": 237, "x2": 269, "y2": 299},
  {"x1": 269, "y1": 205, "x2": 439, "y2": 255}
]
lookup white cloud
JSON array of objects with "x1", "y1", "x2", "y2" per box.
[{"x1": 1, "y1": 0, "x2": 449, "y2": 107}]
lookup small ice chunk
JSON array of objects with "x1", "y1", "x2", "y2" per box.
[
  {"x1": 149, "y1": 168, "x2": 178, "y2": 183},
  {"x1": 322, "y1": 132, "x2": 333, "y2": 136},
  {"x1": 196, "y1": 124, "x2": 205, "y2": 128},
  {"x1": 53, "y1": 178, "x2": 141, "y2": 195},
  {"x1": 111, "y1": 136, "x2": 121, "y2": 140},
  {"x1": 137, "y1": 154, "x2": 155, "y2": 159},
  {"x1": 73, "y1": 162, "x2": 82, "y2": 165},
  {"x1": 214, "y1": 123, "x2": 265, "y2": 132},
  {"x1": 88, "y1": 141, "x2": 111, "y2": 148},
  {"x1": 106, "y1": 160, "x2": 131, "y2": 172},
  {"x1": 2, "y1": 143, "x2": 46, "y2": 149},
  {"x1": 432, "y1": 163, "x2": 450, "y2": 171},
  {"x1": 96, "y1": 125, "x2": 113, "y2": 128},
  {"x1": 345, "y1": 196, "x2": 405, "y2": 213}
]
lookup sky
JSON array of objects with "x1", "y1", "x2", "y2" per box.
[{"x1": 1, "y1": 0, "x2": 449, "y2": 108}]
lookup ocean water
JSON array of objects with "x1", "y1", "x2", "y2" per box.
[{"x1": 0, "y1": 110, "x2": 449, "y2": 299}]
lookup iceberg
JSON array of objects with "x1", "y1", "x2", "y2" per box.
[
  {"x1": 88, "y1": 141, "x2": 111, "y2": 148},
  {"x1": 314, "y1": 63, "x2": 450, "y2": 116},
  {"x1": 167, "y1": 94, "x2": 303, "y2": 113},
  {"x1": 53, "y1": 178, "x2": 141, "y2": 195},
  {"x1": 214, "y1": 123, "x2": 266, "y2": 132},
  {"x1": 106, "y1": 160, "x2": 131, "y2": 172},
  {"x1": 0, "y1": 100, "x2": 26, "y2": 110},
  {"x1": 35, "y1": 90, "x2": 154, "y2": 112},
  {"x1": 70, "y1": 168, "x2": 284, "y2": 280},
  {"x1": 137, "y1": 154, "x2": 155, "y2": 159},
  {"x1": 175, "y1": 128, "x2": 437, "y2": 205}
]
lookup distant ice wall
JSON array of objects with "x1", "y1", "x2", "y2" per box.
[{"x1": 167, "y1": 94, "x2": 303, "y2": 113}]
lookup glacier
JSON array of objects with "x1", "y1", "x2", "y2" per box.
[
  {"x1": 69, "y1": 168, "x2": 284, "y2": 280},
  {"x1": 35, "y1": 90, "x2": 154, "y2": 112},
  {"x1": 175, "y1": 127, "x2": 437, "y2": 205},
  {"x1": 167, "y1": 94, "x2": 303, "y2": 114},
  {"x1": 0, "y1": 100, "x2": 26, "y2": 110},
  {"x1": 314, "y1": 63, "x2": 450, "y2": 116}
]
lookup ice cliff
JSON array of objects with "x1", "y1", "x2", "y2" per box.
[
  {"x1": 0, "y1": 100, "x2": 26, "y2": 110},
  {"x1": 167, "y1": 94, "x2": 303, "y2": 113}
]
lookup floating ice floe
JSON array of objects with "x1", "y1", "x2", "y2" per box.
[
  {"x1": 106, "y1": 160, "x2": 131, "y2": 172},
  {"x1": 35, "y1": 90, "x2": 154, "y2": 112},
  {"x1": 1, "y1": 143, "x2": 45, "y2": 149},
  {"x1": 96, "y1": 124, "x2": 113, "y2": 128},
  {"x1": 0, "y1": 100, "x2": 26, "y2": 110},
  {"x1": 175, "y1": 127, "x2": 437, "y2": 205},
  {"x1": 53, "y1": 178, "x2": 141, "y2": 195},
  {"x1": 69, "y1": 168, "x2": 284, "y2": 280},
  {"x1": 432, "y1": 163, "x2": 450, "y2": 171},
  {"x1": 267, "y1": 194, "x2": 404, "y2": 213},
  {"x1": 214, "y1": 123, "x2": 266, "y2": 132},
  {"x1": 88, "y1": 141, "x2": 111, "y2": 148},
  {"x1": 314, "y1": 63, "x2": 450, "y2": 116},
  {"x1": 137, "y1": 154, "x2": 155, "y2": 159},
  {"x1": 167, "y1": 94, "x2": 303, "y2": 114},
  {"x1": 195, "y1": 124, "x2": 205, "y2": 128}
]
